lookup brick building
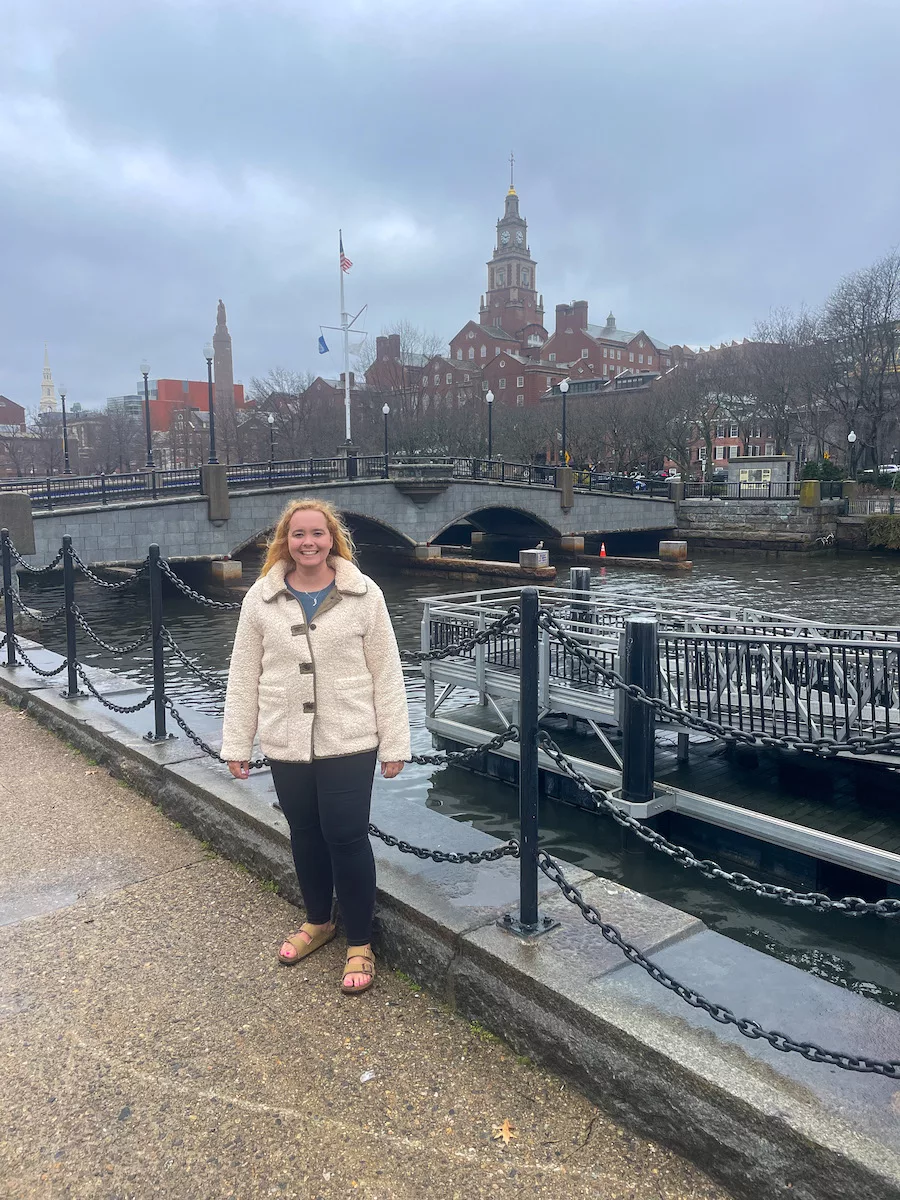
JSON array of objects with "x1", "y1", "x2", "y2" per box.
[
  {"x1": 128, "y1": 378, "x2": 246, "y2": 435},
  {"x1": 541, "y1": 303, "x2": 675, "y2": 381},
  {"x1": 0, "y1": 395, "x2": 26, "y2": 434}
]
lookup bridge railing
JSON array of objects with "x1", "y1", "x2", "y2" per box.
[{"x1": 683, "y1": 480, "x2": 844, "y2": 501}]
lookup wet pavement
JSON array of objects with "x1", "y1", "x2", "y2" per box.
[{"x1": 0, "y1": 700, "x2": 732, "y2": 1200}]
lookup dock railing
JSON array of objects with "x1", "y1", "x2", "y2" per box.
[{"x1": 2, "y1": 533, "x2": 899, "y2": 1078}]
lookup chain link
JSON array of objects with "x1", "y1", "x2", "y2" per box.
[
  {"x1": 3, "y1": 588, "x2": 66, "y2": 623},
  {"x1": 71, "y1": 606, "x2": 152, "y2": 655},
  {"x1": 158, "y1": 559, "x2": 242, "y2": 610},
  {"x1": 539, "y1": 610, "x2": 900, "y2": 759},
  {"x1": 161, "y1": 627, "x2": 228, "y2": 691},
  {"x1": 8, "y1": 637, "x2": 68, "y2": 677},
  {"x1": 369, "y1": 823, "x2": 519, "y2": 864},
  {"x1": 68, "y1": 546, "x2": 149, "y2": 591},
  {"x1": 537, "y1": 732, "x2": 900, "y2": 916},
  {"x1": 402, "y1": 606, "x2": 521, "y2": 663},
  {"x1": 409, "y1": 724, "x2": 520, "y2": 765},
  {"x1": 538, "y1": 851, "x2": 900, "y2": 1077},
  {"x1": 163, "y1": 699, "x2": 267, "y2": 769},
  {"x1": 73, "y1": 663, "x2": 155, "y2": 712},
  {"x1": 8, "y1": 543, "x2": 65, "y2": 574}
]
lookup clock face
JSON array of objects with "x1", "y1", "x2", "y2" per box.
[
  {"x1": 515, "y1": 230, "x2": 524, "y2": 245},
  {"x1": 500, "y1": 230, "x2": 510, "y2": 245}
]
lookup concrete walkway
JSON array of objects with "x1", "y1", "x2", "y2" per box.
[{"x1": 0, "y1": 701, "x2": 730, "y2": 1200}]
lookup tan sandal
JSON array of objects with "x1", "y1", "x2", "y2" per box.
[
  {"x1": 278, "y1": 921, "x2": 336, "y2": 966},
  {"x1": 341, "y1": 944, "x2": 376, "y2": 995}
]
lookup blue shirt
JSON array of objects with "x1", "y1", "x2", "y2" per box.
[{"x1": 285, "y1": 580, "x2": 335, "y2": 622}]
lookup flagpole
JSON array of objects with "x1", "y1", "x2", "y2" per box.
[{"x1": 340, "y1": 229, "x2": 351, "y2": 443}]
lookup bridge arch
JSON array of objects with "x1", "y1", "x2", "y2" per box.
[{"x1": 432, "y1": 504, "x2": 561, "y2": 544}]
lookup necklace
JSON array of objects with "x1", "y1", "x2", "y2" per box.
[{"x1": 288, "y1": 580, "x2": 333, "y2": 609}]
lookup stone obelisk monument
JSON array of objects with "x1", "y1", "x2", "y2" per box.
[{"x1": 213, "y1": 300, "x2": 235, "y2": 421}]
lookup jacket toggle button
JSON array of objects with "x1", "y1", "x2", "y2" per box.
[
  {"x1": 309, "y1": 623, "x2": 316, "y2": 631},
  {"x1": 302, "y1": 701, "x2": 315, "y2": 714},
  {"x1": 298, "y1": 662, "x2": 312, "y2": 674}
]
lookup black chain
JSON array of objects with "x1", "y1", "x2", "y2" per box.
[
  {"x1": 9, "y1": 637, "x2": 68, "y2": 677},
  {"x1": 537, "y1": 732, "x2": 900, "y2": 917},
  {"x1": 158, "y1": 559, "x2": 242, "y2": 610},
  {"x1": 163, "y1": 699, "x2": 268, "y2": 769},
  {"x1": 401, "y1": 607, "x2": 521, "y2": 663},
  {"x1": 409, "y1": 725, "x2": 520, "y2": 765},
  {"x1": 161, "y1": 627, "x2": 227, "y2": 691},
  {"x1": 538, "y1": 851, "x2": 900, "y2": 1077},
  {"x1": 369, "y1": 824, "x2": 518, "y2": 864},
  {"x1": 8, "y1": 543, "x2": 65, "y2": 574},
  {"x1": 67, "y1": 547, "x2": 149, "y2": 590},
  {"x1": 73, "y1": 663, "x2": 155, "y2": 712},
  {"x1": 5, "y1": 589, "x2": 66, "y2": 623},
  {"x1": 539, "y1": 610, "x2": 900, "y2": 759},
  {"x1": 71, "y1": 606, "x2": 152, "y2": 655}
]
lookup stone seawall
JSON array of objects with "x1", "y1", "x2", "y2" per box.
[{"x1": 677, "y1": 499, "x2": 843, "y2": 552}]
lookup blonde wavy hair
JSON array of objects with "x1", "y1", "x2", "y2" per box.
[{"x1": 260, "y1": 498, "x2": 356, "y2": 576}]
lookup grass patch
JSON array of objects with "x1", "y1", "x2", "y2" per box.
[
  {"x1": 468, "y1": 1021, "x2": 498, "y2": 1042},
  {"x1": 394, "y1": 970, "x2": 422, "y2": 992}
]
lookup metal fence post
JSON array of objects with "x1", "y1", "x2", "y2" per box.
[
  {"x1": 60, "y1": 535, "x2": 81, "y2": 698},
  {"x1": 1, "y1": 529, "x2": 17, "y2": 667},
  {"x1": 145, "y1": 544, "x2": 169, "y2": 741},
  {"x1": 501, "y1": 587, "x2": 558, "y2": 938},
  {"x1": 621, "y1": 615, "x2": 658, "y2": 804}
]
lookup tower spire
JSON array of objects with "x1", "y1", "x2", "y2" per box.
[
  {"x1": 508, "y1": 151, "x2": 516, "y2": 195},
  {"x1": 39, "y1": 343, "x2": 58, "y2": 413}
]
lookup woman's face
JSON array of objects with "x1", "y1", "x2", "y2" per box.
[{"x1": 287, "y1": 509, "x2": 333, "y2": 571}]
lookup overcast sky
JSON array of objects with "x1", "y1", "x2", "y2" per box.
[{"x1": 2, "y1": 0, "x2": 898, "y2": 410}]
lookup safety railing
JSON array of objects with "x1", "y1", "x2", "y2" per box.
[
  {"x1": 2, "y1": 529, "x2": 899, "y2": 1078},
  {"x1": 848, "y1": 497, "x2": 900, "y2": 515},
  {"x1": 683, "y1": 480, "x2": 844, "y2": 501}
]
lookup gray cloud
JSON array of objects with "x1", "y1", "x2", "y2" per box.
[{"x1": 2, "y1": 0, "x2": 898, "y2": 409}]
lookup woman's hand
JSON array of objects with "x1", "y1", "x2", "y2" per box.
[
  {"x1": 228, "y1": 760, "x2": 250, "y2": 780},
  {"x1": 380, "y1": 761, "x2": 404, "y2": 780}
]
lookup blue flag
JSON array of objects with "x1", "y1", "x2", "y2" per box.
[{"x1": 318, "y1": 334, "x2": 329, "y2": 354}]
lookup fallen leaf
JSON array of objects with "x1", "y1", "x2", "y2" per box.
[
  {"x1": 85, "y1": 769, "x2": 98, "y2": 775},
  {"x1": 491, "y1": 1119, "x2": 518, "y2": 1146}
]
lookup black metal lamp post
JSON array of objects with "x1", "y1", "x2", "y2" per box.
[
  {"x1": 382, "y1": 403, "x2": 390, "y2": 459},
  {"x1": 203, "y1": 343, "x2": 218, "y2": 465},
  {"x1": 268, "y1": 412, "x2": 276, "y2": 463},
  {"x1": 848, "y1": 429, "x2": 857, "y2": 478},
  {"x1": 559, "y1": 377, "x2": 570, "y2": 465},
  {"x1": 59, "y1": 384, "x2": 72, "y2": 475},
  {"x1": 140, "y1": 361, "x2": 154, "y2": 468},
  {"x1": 485, "y1": 389, "x2": 494, "y2": 461}
]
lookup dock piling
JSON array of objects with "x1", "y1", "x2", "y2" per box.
[{"x1": 621, "y1": 615, "x2": 658, "y2": 805}]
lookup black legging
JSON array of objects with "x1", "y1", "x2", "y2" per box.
[{"x1": 269, "y1": 750, "x2": 377, "y2": 946}]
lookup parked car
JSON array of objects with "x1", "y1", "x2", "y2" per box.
[{"x1": 878, "y1": 464, "x2": 900, "y2": 473}]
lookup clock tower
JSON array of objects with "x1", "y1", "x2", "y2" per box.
[{"x1": 479, "y1": 156, "x2": 544, "y2": 340}]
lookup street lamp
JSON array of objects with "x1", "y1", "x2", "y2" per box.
[
  {"x1": 59, "y1": 384, "x2": 72, "y2": 475},
  {"x1": 268, "y1": 412, "x2": 276, "y2": 464},
  {"x1": 558, "y1": 378, "x2": 570, "y2": 465},
  {"x1": 203, "y1": 343, "x2": 218, "y2": 465},
  {"x1": 848, "y1": 429, "x2": 857, "y2": 477},
  {"x1": 382, "y1": 403, "x2": 390, "y2": 459},
  {"x1": 485, "y1": 389, "x2": 494, "y2": 461},
  {"x1": 140, "y1": 361, "x2": 154, "y2": 468}
]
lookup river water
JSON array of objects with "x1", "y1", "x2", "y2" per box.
[{"x1": 20, "y1": 548, "x2": 900, "y2": 1012}]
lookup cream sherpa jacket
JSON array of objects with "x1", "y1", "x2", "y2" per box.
[{"x1": 220, "y1": 556, "x2": 411, "y2": 764}]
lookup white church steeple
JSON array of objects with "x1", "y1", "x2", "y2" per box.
[{"x1": 40, "y1": 344, "x2": 58, "y2": 413}]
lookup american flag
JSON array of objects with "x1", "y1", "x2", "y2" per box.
[{"x1": 340, "y1": 234, "x2": 352, "y2": 274}]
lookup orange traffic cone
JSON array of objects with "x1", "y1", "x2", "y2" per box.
[{"x1": 600, "y1": 542, "x2": 607, "y2": 558}]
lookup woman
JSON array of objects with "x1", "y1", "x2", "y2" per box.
[{"x1": 221, "y1": 498, "x2": 410, "y2": 995}]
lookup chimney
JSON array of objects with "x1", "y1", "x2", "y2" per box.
[
  {"x1": 388, "y1": 333, "x2": 401, "y2": 359},
  {"x1": 573, "y1": 300, "x2": 589, "y2": 330},
  {"x1": 555, "y1": 303, "x2": 573, "y2": 335},
  {"x1": 375, "y1": 335, "x2": 388, "y2": 359}
]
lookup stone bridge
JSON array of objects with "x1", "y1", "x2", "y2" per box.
[{"x1": 18, "y1": 477, "x2": 676, "y2": 567}]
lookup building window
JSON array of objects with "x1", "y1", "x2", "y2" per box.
[
  {"x1": 629, "y1": 352, "x2": 635, "y2": 363},
  {"x1": 603, "y1": 348, "x2": 608, "y2": 358},
  {"x1": 500, "y1": 359, "x2": 506, "y2": 367},
  {"x1": 463, "y1": 373, "x2": 470, "y2": 382},
  {"x1": 516, "y1": 375, "x2": 524, "y2": 386},
  {"x1": 480, "y1": 345, "x2": 486, "y2": 358},
  {"x1": 603, "y1": 364, "x2": 608, "y2": 375},
  {"x1": 468, "y1": 347, "x2": 474, "y2": 360},
  {"x1": 751, "y1": 424, "x2": 761, "y2": 437},
  {"x1": 456, "y1": 349, "x2": 462, "y2": 360},
  {"x1": 549, "y1": 352, "x2": 556, "y2": 362},
  {"x1": 638, "y1": 354, "x2": 644, "y2": 364},
  {"x1": 765, "y1": 442, "x2": 775, "y2": 456},
  {"x1": 482, "y1": 380, "x2": 489, "y2": 391},
  {"x1": 728, "y1": 444, "x2": 740, "y2": 458},
  {"x1": 581, "y1": 349, "x2": 589, "y2": 359},
  {"x1": 696, "y1": 447, "x2": 707, "y2": 461},
  {"x1": 446, "y1": 373, "x2": 452, "y2": 385},
  {"x1": 716, "y1": 423, "x2": 726, "y2": 438},
  {"x1": 433, "y1": 374, "x2": 439, "y2": 386},
  {"x1": 647, "y1": 355, "x2": 653, "y2": 367},
  {"x1": 617, "y1": 350, "x2": 622, "y2": 360},
  {"x1": 730, "y1": 424, "x2": 739, "y2": 438},
  {"x1": 516, "y1": 395, "x2": 524, "y2": 406},
  {"x1": 499, "y1": 378, "x2": 506, "y2": 389}
]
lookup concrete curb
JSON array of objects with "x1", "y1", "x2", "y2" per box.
[{"x1": 1, "y1": 652, "x2": 899, "y2": 1200}]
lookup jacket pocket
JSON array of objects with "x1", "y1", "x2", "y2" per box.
[
  {"x1": 257, "y1": 683, "x2": 287, "y2": 748},
  {"x1": 333, "y1": 673, "x2": 377, "y2": 741}
]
